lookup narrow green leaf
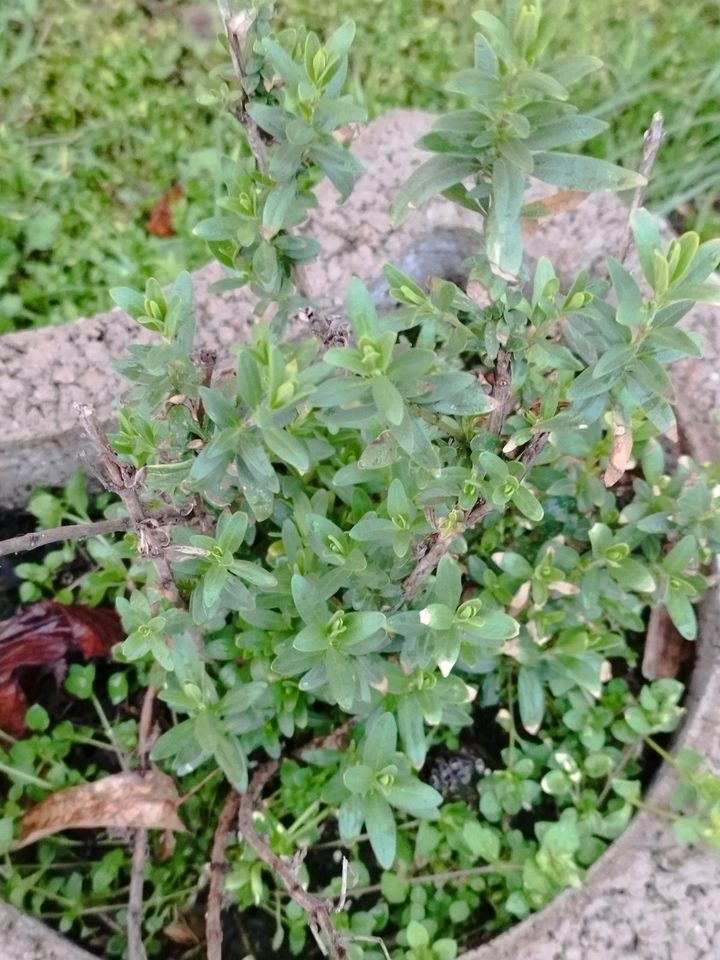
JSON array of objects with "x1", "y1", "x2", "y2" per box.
[
  {"x1": 391, "y1": 155, "x2": 481, "y2": 225},
  {"x1": 532, "y1": 152, "x2": 645, "y2": 192},
  {"x1": 364, "y1": 793, "x2": 397, "y2": 869}
]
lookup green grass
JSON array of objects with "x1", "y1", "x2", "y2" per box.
[{"x1": 1, "y1": 0, "x2": 719, "y2": 333}]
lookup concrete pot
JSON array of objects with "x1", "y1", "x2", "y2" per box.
[{"x1": 2, "y1": 110, "x2": 719, "y2": 960}]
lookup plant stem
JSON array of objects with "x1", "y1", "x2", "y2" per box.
[
  {"x1": 0, "y1": 518, "x2": 132, "y2": 558},
  {"x1": 91, "y1": 695, "x2": 129, "y2": 772},
  {"x1": 0, "y1": 761, "x2": 53, "y2": 790},
  {"x1": 618, "y1": 111, "x2": 664, "y2": 265},
  {"x1": 206, "y1": 789, "x2": 241, "y2": 960},
  {"x1": 347, "y1": 862, "x2": 523, "y2": 898},
  {"x1": 238, "y1": 761, "x2": 349, "y2": 960},
  {"x1": 597, "y1": 740, "x2": 640, "y2": 806}
]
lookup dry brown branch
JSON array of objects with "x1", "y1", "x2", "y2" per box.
[
  {"x1": 128, "y1": 828, "x2": 149, "y2": 960},
  {"x1": 76, "y1": 404, "x2": 181, "y2": 605},
  {"x1": 76, "y1": 405, "x2": 189, "y2": 960},
  {"x1": 216, "y1": 0, "x2": 269, "y2": 172},
  {"x1": 238, "y1": 761, "x2": 348, "y2": 959},
  {"x1": 487, "y1": 349, "x2": 512, "y2": 435},
  {"x1": 127, "y1": 683, "x2": 159, "y2": 960},
  {"x1": 618, "y1": 111, "x2": 664, "y2": 265},
  {"x1": 0, "y1": 517, "x2": 132, "y2": 558},
  {"x1": 206, "y1": 789, "x2": 241, "y2": 960}
]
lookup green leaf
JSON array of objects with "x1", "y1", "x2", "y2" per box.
[
  {"x1": 486, "y1": 158, "x2": 525, "y2": 274},
  {"x1": 518, "y1": 667, "x2": 545, "y2": 732},
  {"x1": 406, "y1": 920, "x2": 430, "y2": 950},
  {"x1": 262, "y1": 182, "x2": 297, "y2": 234},
  {"x1": 384, "y1": 779, "x2": 443, "y2": 815},
  {"x1": 463, "y1": 821, "x2": 500, "y2": 861},
  {"x1": 391, "y1": 155, "x2": 481, "y2": 225},
  {"x1": 631, "y1": 208, "x2": 662, "y2": 287},
  {"x1": 398, "y1": 696, "x2": 426, "y2": 769},
  {"x1": 532, "y1": 152, "x2": 645, "y2": 192},
  {"x1": 291, "y1": 574, "x2": 327, "y2": 625},
  {"x1": 525, "y1": 115, "x2": 608, "y2": 150},
  {"x1": 202, "y1": 564, "x2": 229, "y2": 608},
  {"x1": 665, "y1": 592, "x2": 697, "y2": 640},
  {"x1": 663, "y1": 535, "x2": 697, "y2": 575},
  {"x1": 372, "y1": 376, "x2": 405, "y2": 425},
  {"x1": 326, "y1": 648, "x2": 356, "y2": 708},
  {"x1": 264, "y1": 428, "x2": 310, "y2": 472},
  {"x1": 346, "y1": 277, "x2": 378, "y2": 339},
  {"x1": 363, "y1": 713, "x2": 397, "y2": 770},
  {"x1": 593, "y1": 344, "x2": 635, "y2": 378},
  {"x1": 607, "y1": 257, "x2": 644, "y2": 327},
  {"x1": 364, "y1": 792, "x2": 397, "y2": 868},
  {"x1": 512, "y1": 484, "x2": 544, "y2": 522},
  {"x1": 214, "y1": 734, "x2": 248, "y2": 792},
  {"x1": 216, "y1": 510, "x2": 248, "y2": 553},
  {"x1": 343, "y1": 764, "x2": 375, "y2": 795}
]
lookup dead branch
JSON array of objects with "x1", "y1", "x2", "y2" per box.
[
  {"x1": 127, "y1": 685, "x2": 157, "y2": 960},
  {"x1": 487, "y1": 349, "x2": 512, "y2": 435},
  {"x1": 216, "y1": 0, "x2": 268, "y2": 173},
  {"x1": 0, "y1": 517, "x2": 132, "y2": 558},
  {"x1": 75, "y1": 404, "x2": 181, "y2": 605},
  {"x1": 206, "y1": 789, "x2": 241, "y2": 960},
  {"x1": 618, "y1": 111, "x2": 664, "y2": 265},
  {"x1": 238, "y1": 761, "x2": 349, "y2": 959}
]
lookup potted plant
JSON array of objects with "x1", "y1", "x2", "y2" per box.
[{"x1": 2, "y1": 2, "x2": 720, "y2": 959}]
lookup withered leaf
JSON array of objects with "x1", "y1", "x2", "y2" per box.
[
  {"x1": 0, "y1": 601, "x2": 122, "y2": 736},
  {"x1": 603, "y1": 416, "x2": 633, "y2": 487},
  {"x1": 17, "y1": 770, "x2": 186, "y2": 848},
  {"x1": 522, "y1": 189, "x2": 586, "y2": 236},
  {"x1": 642, "y1": 604, "x2": 692, "y2": 680},
  {"x1": 146, "y1": 184, "x2": 183, "y2": 238}
]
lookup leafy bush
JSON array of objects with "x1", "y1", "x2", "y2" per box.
[{"x1": 2, "y1": 2, "x2": 720, "y2": 958}]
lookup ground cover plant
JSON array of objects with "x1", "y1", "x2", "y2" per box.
[
  {"x1": 2, "y1": 2, "x2": 720, "y2": 959},
  {"x1": 2, "y1": 0, "x2": 720, "y2": 333}
]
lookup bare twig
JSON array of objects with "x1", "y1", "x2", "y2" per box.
[
  {"x1": 618, "y1": 111, "x2": 664, "y2": 265},
  {"x1": 127, "y1": 829, "x2": 149, "y2": 960},
  {"x1": 206, "y1": 789, "x2": 241, "y2": 960},
  {"x1": 76, "y1": 404, "x2": 181, "y2": 605},
  {"x1": 76, "y1": 405, "x2": 186, "y2": 959},
  {"x1": 0, "y1": 517, "x2": 132, "y2": 558},
  {"x1": 216, "y1": 0, "x2": 268, "y2": 172},
  {"x1": 238, "y1": 762, "x2": 348, "y2": 959},
  {"x1": 487, "y1": 349, "x2": 512, "y2": 435},
  {"x1": 127, "y1": 685, "x2": 157, "y2": 960}
]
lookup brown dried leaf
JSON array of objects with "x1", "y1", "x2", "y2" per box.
[
  {"x1": 521, "y1": 190, "x2": 586, "y2": 237},
  {"x1": 0, "y1": 601, "x2": 122, "y2": 735},
  {"x1": 603, "y1": 416, "x2": 633, "y2": 487},
  {"x1": 17, "y1": 770, "x2": 186, "y2": 848},
  {"x1": 642, "y1": 604, "x2": 691, "y2": 680},
  {"x1": 146, "y1": 184, "x2": 183, "y2": 237}
]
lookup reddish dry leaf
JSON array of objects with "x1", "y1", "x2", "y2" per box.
[
  {"x1": 642, "y1": 604, "x2": 692, "y2": 680},
  {"x1": 522, "y1": 190, "x2": 586, "y2": 236},
  {"x1": 17, "y1": 770, "x2": 186, "y2": 848},
  {"x1": 604, "y1": 416, "x2": 633, "y2": 487},
  {"x1": 0, "y1": 600, "x2": 122, "y2": 735},
  {"x1": 146, "y1": 184, "x2": 184, "y2": 237}
]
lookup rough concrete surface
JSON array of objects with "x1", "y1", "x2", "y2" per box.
[
  {"x1": 2, "y1": 109, "x2": 720, "y2": 959},
  {"x1": 0, "y1": 901, "x2": 94, "y2": 960}
]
